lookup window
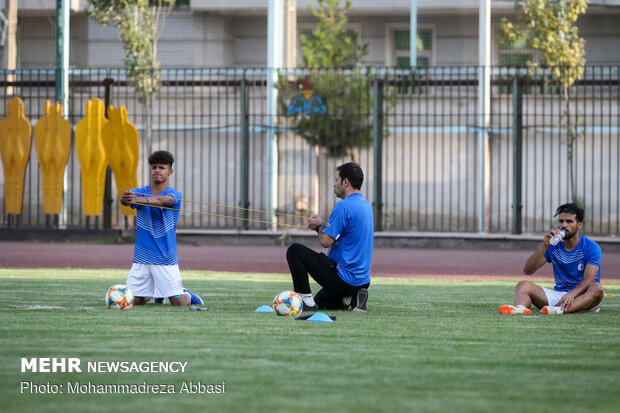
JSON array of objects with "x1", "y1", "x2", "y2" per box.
[
  {"x1": 174, "y1": 0, "x2": 190, "y2": 10},
  {"x1": 387, "y1": 26, "x2": 433, "y2": 94},
  {"x1": 146, "y1": 0, "x2": 189, "y2": 9},
  {"x1": 497, "y1": 36, "x2": 560, "y2": 94},
  {"x1": 392, "y1": 29, "x2": 433, "y2": 68},
  {"x1": 499, "y1": 36, "x2": 533, "y2": 67}
]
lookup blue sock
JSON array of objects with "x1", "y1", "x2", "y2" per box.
[{"x1": 183, "y1": 288, "x2": 203, "y2": 305}]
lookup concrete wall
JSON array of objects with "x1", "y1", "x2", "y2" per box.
[{"x1": 10, "y1": 7, "x2": 620, "y2": 68}]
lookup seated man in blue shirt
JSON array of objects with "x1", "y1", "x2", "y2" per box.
[
  {"x1": 499, "y1": 203, "x2": 604, "y2": 315},
  {"x1": 286, "y1": 162, "x2": 374, "y2": 312}
]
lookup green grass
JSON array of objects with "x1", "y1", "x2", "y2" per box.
[{"x1": 1, "y1": 268, "x2": 619, "y2": 413}]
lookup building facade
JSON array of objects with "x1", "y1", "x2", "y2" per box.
[{"x1": 7, "y1": 0, "x2": 620, "y2": 69}]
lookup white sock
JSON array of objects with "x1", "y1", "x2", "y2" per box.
[
  {"x1": 342, "y1": 295, "x2": 352, "y2": 306},
  {"x1": 301, "y1": 293, "x2": 316, "y2": 307},
  {"x1": 549, "y1": 305, "x2": 564, "y2": 314},
  {"x1": 515, "y1": 304, "x2": 527, "y2": 313}
]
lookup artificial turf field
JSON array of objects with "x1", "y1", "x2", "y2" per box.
[{"x1": 1, "y1": 268, "x2": 618, "y2": 413}]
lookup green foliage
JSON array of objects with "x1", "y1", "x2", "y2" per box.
[
  {"x1": 502, "y1": 0, "x2": 588, "y2": 202},
  {"x1": 501, "y1": 0, "x2": 588, "y2": 90},
  {"x1": 300, "y1": 0, "x2": 368, "y2": 68},
  {"x1": 279, "y1": 0, "x2": 390, "y2": 159},
  {"x1": 278, "y1": 69, "x2": 375, "y2": 158},
  {"x1": 87, "y1": 0, "x2": 175, "y2": 103}
]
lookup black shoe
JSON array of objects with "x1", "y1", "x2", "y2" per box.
[
  {"x1": 352, "y1": 288, "x2": 368, "y2": 313},
  {"x1": 302, "y1": 300, "x2": 319, "y2": 312}
]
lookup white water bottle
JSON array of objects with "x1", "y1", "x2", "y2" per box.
[{"x1": 549, "y1": 229, "x2": 566, "y2": 246}]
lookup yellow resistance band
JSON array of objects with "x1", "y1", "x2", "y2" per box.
[
  {"x1": 133, "y1": 192, "x2": 307, "y2": 220},
  {"x1": 131, "y1": 201, "x2": 309, "y2": 230}
]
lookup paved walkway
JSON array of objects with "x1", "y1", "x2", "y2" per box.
[{"x1": 2, "y1": 241, "x2": 619, "y2": 282}]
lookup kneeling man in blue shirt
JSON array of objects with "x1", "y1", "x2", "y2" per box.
[{"x1": 286, "y1": 162, "x2": 374, "y2": 312}]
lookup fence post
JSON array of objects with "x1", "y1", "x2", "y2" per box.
[
  {"x1": 55, "y1": 0, "x2": 69, "y2": 116},
  {"x1": 512, "y1": 77, "x2": 523, "y2": 234},
  {"x1": 240, "y1": 76, "x2": 250, "y2": 230},
  {"x1": 373, "y1": 78, "x2": 384, "y2": 232},
  {"x1": 102, "y1": 77, "x2": 114, "y2": 230}
]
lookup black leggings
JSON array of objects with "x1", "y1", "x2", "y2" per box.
[{"x1": 286, "y1": 243, "x2": 369, "y2": 310}]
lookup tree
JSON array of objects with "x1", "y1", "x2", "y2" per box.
[
  {"x1": 278, "y1": 0, "x2": 380, "y2": 160},
  {"x1": 300, "y1": 0, "x2": 368, "y2": 68},
  {"x1": 87, "y1": 0, "x2": 175, "y2": 103},
  {"x1": 502, "y1": 0, "x2": 588, "y2": 202}
]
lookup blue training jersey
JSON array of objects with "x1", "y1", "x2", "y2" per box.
[
  {"x1": 322, "y1": 192, "x2": 374, "y2": 286},
  {"x1": 544, "y1": 234, "x2": 601, "y2": 292},
  {"x1": 130, "y1": 185, "x2": 182, "y2": 265}
]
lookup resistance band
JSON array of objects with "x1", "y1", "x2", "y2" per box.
[
  {"x1": 131, "y1": 192, "x2": 310, "y2": 230},
  {"x1": 133, "y1": 192, "x2": 307, "y2": 219}
]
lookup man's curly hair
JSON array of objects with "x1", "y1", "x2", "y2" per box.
[{"x1": 148, "y1": 150, "x2": 174, "y2": 168}]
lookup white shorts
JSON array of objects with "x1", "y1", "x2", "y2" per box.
[
  {"x1": 542, "y1": 286, "x2": 602, "y2": 312},
  {"x1": 127, "y1": 263, "x2": 184, "y2": 299}
]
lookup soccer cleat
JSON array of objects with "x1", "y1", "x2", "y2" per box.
[
  {"x1": 540, "y1": 305, "x2": 564, "y2": 315},
  {"x1": 301, "y1": 299, "x2": 319, "y2": 312},
  {"x1": 352, "y1": 288, "x2": 369, "y2": 313},
  {"x1": 154, "y1": 298, "x2": 164, "y2": 304},
  {"x1": 498, "y1": 304, "x2": 532, "y2": 315},
  {"x1": 183, "y1": 288, "x2": 204, "y2": 305}
]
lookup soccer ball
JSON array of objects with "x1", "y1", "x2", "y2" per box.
[
  {"x1": 273, "y1": 290, "x2": 303, "y2": 317},
  {"x1": 105, "y1": 284, "x2": 134, "y2": 310}
]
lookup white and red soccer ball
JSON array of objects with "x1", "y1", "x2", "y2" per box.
[
  {"x1": 273, "y1": 290, "x2": 303, "y2": 317},
  {"x1": 105, "y1": 284, "x2": 134, "y2": 310}
]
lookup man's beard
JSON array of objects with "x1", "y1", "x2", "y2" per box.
[{"x1": 563, "y1": 229, "x2": 577, "y2": 240}]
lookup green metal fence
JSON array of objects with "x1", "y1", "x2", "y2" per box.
[{"x1": 0, "y1": 66, "x2": 618, "y2": 235}]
